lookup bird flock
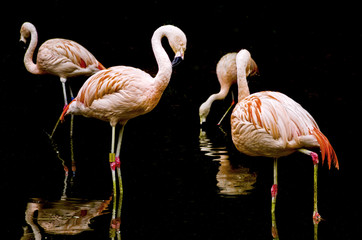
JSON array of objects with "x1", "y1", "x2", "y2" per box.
[{"x1": 20, "y1": 22, "x2": 338, "y2": 238}]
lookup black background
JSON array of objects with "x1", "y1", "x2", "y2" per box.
[{"x1": 1, "y1": 1, "x2": 361, "y2": 239}]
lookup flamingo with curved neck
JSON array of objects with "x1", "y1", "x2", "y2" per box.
[
  {"x1": 61, "y1": 25, "x2": 187, "y2": 227},
  {"x1": 231, "y1": 49, "x2": 338, "y2": 237},
  {"x1": 199, "y1": 52, "x2": 258, "y2": 125},
  {"x1": 20, "y1": 22, "x2": 105, "y2": 105}
]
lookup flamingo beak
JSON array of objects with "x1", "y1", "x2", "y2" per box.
[
  {"x1": 19, "y1": 36, "x2": 27, "y2": 49},
  {"x1": 19, "y1": 35, "x2": 26, "y2": 44},
  {"x1": 172, "y1": 51, "x2": 184, "y2": 67}
]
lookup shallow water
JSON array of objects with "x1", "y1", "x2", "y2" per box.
[
  {"x1": 199, "y1": 129, "x2": 256, "y2": 196},
  {"x1": 9, "y1": 115, "x2": 350, "y2": 240}
]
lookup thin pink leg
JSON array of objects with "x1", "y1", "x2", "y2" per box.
[
  {"x1": 298, "y1": 149, "x2": 322, "y2": 225},
  {"x1": 271, "y1": 159, "x2": 279, "y2": 239}
]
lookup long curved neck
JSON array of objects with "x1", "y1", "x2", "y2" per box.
[
  {"x1": 151, "y1": 29, "x2": 173, "y2": 93},
  {"x1": 23, "y1": 26, "x2": 43, "y2": 75},
  {"x1": 236, "y1": 51, "x2": 251, "y2": 102},
  {"x1": 25, "y1": 203, "x2": 42, "y2": 240},
  {"x1": 203, "y1": 83, "x2": 232, "y2": 110}
]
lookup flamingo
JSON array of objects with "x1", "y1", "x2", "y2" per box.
[
  {"x1": 20, "y1": 22, "x2": 106, "y2": 190},
  {"x1": 199, "y1": 52, "x2": 258, "y2": 125},
  {"x1": 20, "y1": 22, "x2": 105, "y2": 106},
  {"x1": 60, "y1": 25, "x2": 186, "y2": 226},
  {"x1": 230, "y1": 49, "x2": 338, "y2": 237}
]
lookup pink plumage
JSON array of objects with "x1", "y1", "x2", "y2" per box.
[
  {"x1": 20, "y1": 22, "x2": 105, "y2": 105},
  {"x1": 231, "y1": 49, "x2": 338, "y2": 228},
  {"x1": 60, "y1": 25, "x2": 187, "y2": 227},
  {"x1": 35, "y1": 38, "x2": 105, "y2": 77},
  {"x1": 62, "y1": 25, "x2": 187, "y2": 127},
  {"x1": 231, "y1": 91, "x2": 338, "y2": 169}
]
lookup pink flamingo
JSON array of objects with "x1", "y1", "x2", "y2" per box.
[
  {"x1": 230, "y1": 49, "x2": 338, "y2": 237},
  {"x1": 61, "y1": 25, "x2": 186, "y2": 226},
  {"x1": 199, "y1": 52, "x2": 258, "y2": 125},
  {"x1": 20, "y1": 22, "x2": 105, "y2": 105}
]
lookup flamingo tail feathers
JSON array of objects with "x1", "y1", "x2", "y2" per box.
[
  {"x1": 97, "y1": 62, "x2": 106, "y2": 70},
  {"x1": 311, "y1": 127, "x2": 339, "y2": 170}
]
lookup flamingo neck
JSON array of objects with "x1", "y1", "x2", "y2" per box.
[
  {"x1": 202, "y1": 84, "x2": 232, "y2": 112},
  {"x1": 151, "y1": 28, "x2": 173, "y2": 93},
  {"x1": 236, "y1": 52, "x2": 251, "y2": 102},
  {"x1": 23, "y1": 26, "x2": 43, "y2": 75}
]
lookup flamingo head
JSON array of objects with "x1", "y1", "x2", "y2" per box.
[
  {"x1": 166, "y1": 25, "x2": 187, "y2": 67},
  {"x1": 199, "y1": 102, "x2": 210, "y2": 125},
  {"x1": 19, "y1": 22, "x2": 34, "y2": 44}
]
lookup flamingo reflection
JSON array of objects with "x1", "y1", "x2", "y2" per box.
[
  {"x1": 199, "y1": 129, "x2": 256, "y2": 196},
  {"x1": 22, "y1": 197, "x2": 116, "y2": 239}
]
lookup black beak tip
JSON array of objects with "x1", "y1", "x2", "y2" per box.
[
  {"x1": 19, "y1": 40, "x2": 27, "y2": 50},
  {"x1": 172, "y1": 56, "x2": 183, "y2": 68}
]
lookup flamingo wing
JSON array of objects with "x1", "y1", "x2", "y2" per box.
[
  {"x1": 234, "y1": 91, "x2": 317, "y2": 141},
  {"x1": 37, "y1": 38, "x2": 104, "y2": 75},
  {"x1": 77, "y1": 66, "x2": 150, "y2": 107},
  {"x1": 65, "y1": 66, "x2": 155, "y2": 125}
]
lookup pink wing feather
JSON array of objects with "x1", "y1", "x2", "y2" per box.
[
  {"x1": 37, "y1": 39, "x2": 105, "y2": 75},
  {"x1": 234, "y1": 91, "x2": 338, "y2": 169}
]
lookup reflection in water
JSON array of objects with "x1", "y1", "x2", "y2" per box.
[
  {"x1": 199, "y1": 129, "x2": 256, "y2": 196},
  {"x1": 22, "y1": 198, "x2": 111, "y2": 239}
]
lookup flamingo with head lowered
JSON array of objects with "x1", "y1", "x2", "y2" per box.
[
  {"x1": 20, "y1": 22, "x2": 105, "y2": 105},
  {"x1": 199, "y1": 52, "x2": 258, "y2": 125},
  {"x1": 61, "y1": 25, "x2": 186, "y2": 227},
  {"x1": 230, "y1": 49, "x2": 338, "y2": 238}
]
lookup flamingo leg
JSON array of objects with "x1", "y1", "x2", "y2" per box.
[
  {"x1": 298, "y1": 149, "x2": 321, "y2": 225},
  {"x1": 60, "y1": 77, "x2": 68, "y2": 105},
  {"x1": 69, "y1": 86, "x2": 76, "y2": 181},
  {"x1": 115, "y1": 124, "x2": 125, "y2": 199},
  {"x1": 110, "y1": 126, "x2": 117, "y2": 228},
  {"x1": 110, "y1": 124, "x2": 125, "y2": 233},
  {"x1": 271, "y1": 158, "x2": 279, "y2": 239},
  {"x1": 217, "y1": 91, "x2": 235, "y2": 126},
  {"x1": 115, "y1": 124, "x2": 125, "y2": 227}
]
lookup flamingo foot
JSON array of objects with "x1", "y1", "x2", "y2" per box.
[
  {"x1": 313, "y1": 211, "x2": 322, "y2": 225},
  {"x1": 271, "y1": 184, "x2": 278, "y2": 198}
]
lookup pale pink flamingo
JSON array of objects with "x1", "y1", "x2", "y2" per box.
[
  {"x1": 20, "y1": 22, "x2": 105, "y2": 105},
  {"x1": 199, "y1": 52, "x2": 258, "y2": 125},
  {"x1": 60, "y1": 25, "x2": 186, "y2": 226},
  {"x1": 20, "y1": 22, "x2": 106, "y2": 196},
  {"x1": 230, "y1": 49, "x2": 338, "y2": 237}
]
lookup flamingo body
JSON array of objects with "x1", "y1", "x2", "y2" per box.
[
  {"x1": 60, "y1": 25, "x2": 187, "y2": 227},
  {"x1": 63, "y1": 25, "x2": 187, "y2": 126},
  {"x1": 231, "y1": 49, "x2": 338, "y2": 231},
  {"x1": 20, "y1": 22, "x2": 105, "y2": 79},
  {"x1": 66, "y1": 65, "x2": 163, "y2": 126},
  {"x1": 36, "y1": 38, "x2": 105, "y2": 78},
  {"x1": 231, "y1": 91, "x2": 338, "y2": 168}
]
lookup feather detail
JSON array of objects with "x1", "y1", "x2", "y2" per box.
[
  {"x1": 97, "y1": 62, "x2": 106, "y2": 70},
  {"x1": 60, "y1": 99, "x2": 76, "y2": 122},
  {"x1": 310, "y1": 127, "x2": 339, "y2": 169}
]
